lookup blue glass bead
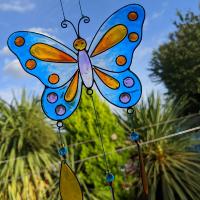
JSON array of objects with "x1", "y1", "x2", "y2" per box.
[
  {"x1": 106, "y1": 173, "x2": 115, "y2": 183},
  {"x1": 130, "y1": 132, "x2": 140, "y2": 142},
  {"x1": 58, "y1": 147, "x2": 68, "y2": 156}
]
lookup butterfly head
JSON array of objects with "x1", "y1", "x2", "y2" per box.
[{"x1": 73, "y1": 38, "x2": 87, "y2": 51}]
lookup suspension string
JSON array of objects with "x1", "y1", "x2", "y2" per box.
[
  {"x1": 59, "y1": 0, "x2": 66, "y2": 20},
  {"x1": 56, "y1": 121, "x2": 68, "y2": 162},
  {"x1": 79, "y1": 0, "x2": 84, "y2": 17},
  {"x1": 57, "y1": 121, "x2": 64, "y2": 147},
  {"x1": 90, "y1": 95, "x2": 110, "y2": 173}
]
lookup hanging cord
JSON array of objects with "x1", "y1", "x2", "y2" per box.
[
  {"x1": 128, "y1": 109, "x2": 148, "y2": 196},
  {"x1": 58, "y1": 0, "x2": 78, "y2": 36},
  {"x1": 78, "y1": 0, "x2": 84, "y2": 17},
  {"x1": 57, "y1": 121, "x2": 68, "y2": 161},
  {"x1": 59, "y1": 0, "x2": 66, "y2": 20},
  {"x1": 89, "y1": 92, "x2": 115, "y2": 200},
  {"x1": 90, "y1": 94, "x2": 110, "y2": 173},
  {"x1": 0, "y1": 126, "x2": 199, "y2": 185},
  {"x1": 77, "y1": 0, "x2": 90, "y2": 36}
]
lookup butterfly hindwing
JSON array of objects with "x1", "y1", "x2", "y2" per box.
[
  {"x1": 8, "y1": 31, "x2": 78, "y2": 88},
  {"x1": 94, "y1": 68, "x2": 142, "y2": 108},
  {"x1": 89, "y1": 4, "x2": 145, "y2": 72},
  {"x1": 42, "y1": 71, "x2": 82, "y2": 121}
]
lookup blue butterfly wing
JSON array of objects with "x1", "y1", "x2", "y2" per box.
[
  {"x1": 42, "y1": 72, "x2": 82, "y2": 121},
  {"x1": 89, "y1": 4, "x2": 145, "y2": 72},
  {"x1": 8, "y1": 31, "x2": 78, "y2": 88},
  {"x1": 94, "y1": 68, "x2": 142, "y2": 108}
]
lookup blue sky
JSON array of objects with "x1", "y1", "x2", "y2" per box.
[{"x1": 0, "y1": 0, "x2": 199, "y2": 103}]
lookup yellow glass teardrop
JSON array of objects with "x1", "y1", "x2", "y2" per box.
[{"x1": 60, "y1": 161, "x2": 83, "y2": 200}]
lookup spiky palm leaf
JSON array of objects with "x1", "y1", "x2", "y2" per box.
[
  {"x1": 0, "y1": 90, "x2": 59, "y2": 199},
  {"x1": 119, "y1": 92, "x2": 200, "y2": 200}
]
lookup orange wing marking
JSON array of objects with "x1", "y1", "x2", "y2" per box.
[
  {"x1": 94, "y1": 68, "x2": 119, "y2": 89},
  {"x1": 30, "y1": 43, "x2": 77, "y2": 63},
  {"x1": 91, "y1": 25, "x2": 128, "y2": 57},
  {"x1": 65, "y1": 71, "x2": 79, "y2": 102},
  {"x1": 15, "y1": 37, "x2": 25, "y2": 46}
]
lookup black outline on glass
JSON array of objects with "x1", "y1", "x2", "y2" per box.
[
  {"x1": 90, "y1": 24, "x2": 128, "y2": 58},
  {"x1": 123, "y1": 76, "x2": 135, "y2": 88},
  {"x1": 47, "y1": 92, "x2": 58, "y2": 104},
  {"x1": 59, "y1": 161, "x2": 83, "y2": 200}
]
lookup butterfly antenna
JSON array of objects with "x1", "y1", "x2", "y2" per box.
[
  {"x1": 58, "y1": 0, "x2": 78, "y2": 37},
  {"x1": 77, "y1": 0, "x2": 90, "y2": 37}
]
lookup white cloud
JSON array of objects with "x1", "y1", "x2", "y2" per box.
[
  {"x1": 0, "y1": 46, "x2": 11, "y2": 56},
  {"x1": 3, "y1": 59, "x2": 29, "y2": 78},
  {"x1": 0, "y1": 0, "x2": 35, "y2": 13},
  {"x1": 27, "y1": 27, "x2": 54, "y2": 36},
  {"x1": 26, "y1": 27, "x2": 63, "y2": 42},
  {"x1": 152, "y1": 9, "x2": 166, "y2": 20},
  {"x1": 135, "y1": 46, "x2": 153, "y2": 61}
]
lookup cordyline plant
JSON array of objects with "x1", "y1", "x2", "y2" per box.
[
  {"x1": 0, "y1": 90, "x2": 59, "y2": 200},
  {"x1": 118, "y1": 92, "x2": 200, "y2": 200}
]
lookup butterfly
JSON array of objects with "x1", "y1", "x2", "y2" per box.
[{"x1": 8, "y1": 4, "x2": 145, "y2": 121}]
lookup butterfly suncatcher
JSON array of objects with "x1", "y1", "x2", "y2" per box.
[
  {"x1": 8, "y1": 4, "x2": 145, "y2": 121},
  {"x1": 8, "y1": 3, "x2": 145, "y2": 200}
]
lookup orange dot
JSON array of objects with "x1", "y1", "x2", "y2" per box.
[
  {"x1": 15, "y1": 37, "x2": 25, "y2": 47},
  {"x1": 26, "y1": 59, "x2": 36, "y2": 70},
  {"x1": 116, "y1": 56, "x2": 127, "y2": 66},
  {"x1": 49, "y1": 74, "x2": 59, "y2": 84},
  {"x1": 128, "y1": 33, "x2": 139, "y2": 42},
  {"x1": 128, "y1": 12, "x2": 138, "y2": 21}
]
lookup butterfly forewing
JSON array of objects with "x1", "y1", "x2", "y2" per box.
[
  {"x1": 8, "y1": 31, "x2": 78, "y2": 88},
  {"x1": 89, "y1": 4, "x2": 145, "y2": 73}
]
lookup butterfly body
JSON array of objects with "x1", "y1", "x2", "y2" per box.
[
  {"x1": 8, "y1": 4, "x2": 145, "y2": 121},
  {"x1": 78, "y1": 49, "x2": 93, "y2": 88}
]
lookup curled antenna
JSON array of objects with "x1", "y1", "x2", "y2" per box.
[
  {"x1": 59, "y1": 0, "x2": 78, "y2": 37},
  {"x1": 77, "y1": 0, "x2": 90, "y2": 37},
  {"x1": 61, "y1": 19, "x2": 78, "y2": 37},
  {"x1": 78, "y1": 16, "x2": 90, "y2": 37}
]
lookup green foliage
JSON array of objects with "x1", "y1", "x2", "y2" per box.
[
  {"x1": 0, "y1": 90, "x2": 58, "y2": 199},
  {"x1": 149, "y1": 11, "x2": 200, "y2": 113},
  {"x1": 62, "y1": 89, "x2": 128, "y2": 200},
  {"x1": 119, "y1": 92, "x2": 200, "y2": 200}
]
